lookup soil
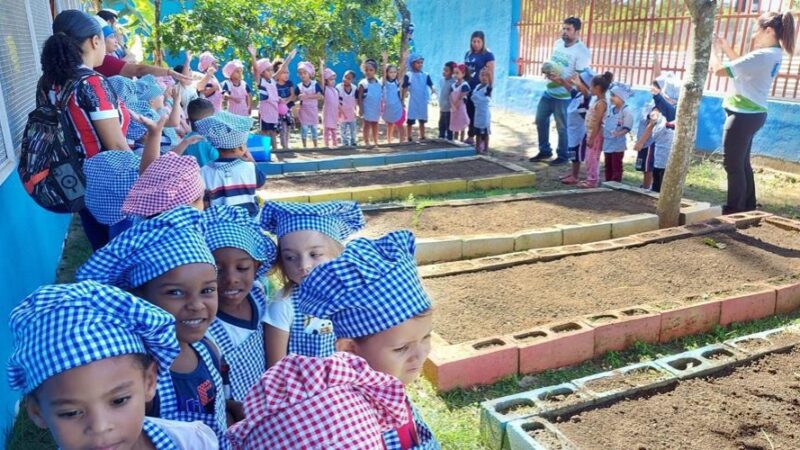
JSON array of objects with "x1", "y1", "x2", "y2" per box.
[
  {"x1": 273, "y1": 141, "x2": 461, "y2": 159},
  {"x1": 359, "y1": 191, "x2": 656, "y2": 238},
  {"x1": 496, "y1": 399, "x2": 539, "y2": 416},
  {"x1": 735, "y1": 338, "x2": 773, "y2": 352},
  {"x1": 703, "y1": 348, "x2": 737, "y2": 361},
  {"x1": 424, "y1": 223, "x2": 800, "y2": 343},
  {"x1": 527, "y1": 427, "x2": 574, "y2": 450},
  {"x1": 557, "y1": 347, "x2": 800, "y2": 450},
  {"x1": 261, "y1": 159, "x2": 514, "y2": 193},
  {"x1": 584, "y1": 367, "x2": 668, "y2": 394}
]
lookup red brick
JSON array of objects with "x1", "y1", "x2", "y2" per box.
[
  {"x1": 719, "y1": 289, "x2": 777, "y2": 326},
  {"x1": 775, "y1": 282, "x2": 800, "y2": 315},
  {"x1": 511, "y1": 321, "x2": 595, "y2": 375},
  {"x1": 423, "y1": 336, "x2": 518, "y2": 392},
  {"x1": 586, "y1": 307, "x2": 662, "y2": 356},
  {"x1": 659, "y1": 300, "x2": 722, "y2": 343}
]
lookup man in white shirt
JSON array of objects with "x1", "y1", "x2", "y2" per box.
[{"x1": 530, "y1": 16, "x2": 592, "y2": 166}]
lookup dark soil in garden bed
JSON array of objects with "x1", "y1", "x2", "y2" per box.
[
  {"x1": 424, "y1": 223, "x2": 800, "y2": 343},
  {"x1": 556, "y1": 347, "x2": 800, "y2": 450},
  {"x1": 273, "y1": 141, "x2": 462, "y2": 159},
  {"x1": 361, "y1": 190, "x2": 656, "y2": 238},
  {"x1": 262, "y1": 159, "x2": 515, "y2": 193}
]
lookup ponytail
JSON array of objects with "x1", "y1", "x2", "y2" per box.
[
  {"x1": 592, "y1": 71, "x2": 614, "y2": 92},
  {"x1": 41, "y1": 10, "x2": 102, "y2": 86},
  {"x1": 760, "y1": 11, "x2": 795, "y2": 54}
]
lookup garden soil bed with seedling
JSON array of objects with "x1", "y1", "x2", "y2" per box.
[
  {"x1": 272, "y1": 140, "x2": 464, "y2": 159},
  {"x1": 424, "y1": 223, "x2": 800, "y2": 344},
  {"x1": 361, "y1": 190, "x2": 656, "y2": 238},
  {"x1": 555, "y1": 346, "x2": 800, "y2": 449}
]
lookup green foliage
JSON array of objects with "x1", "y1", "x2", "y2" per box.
[{"x1": 106, "y1": 0, "x2": 159, "y2": 63}]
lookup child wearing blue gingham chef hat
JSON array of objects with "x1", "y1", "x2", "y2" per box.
[
  {"x1": 293, "y1": 230, "x2": 440, "y2": 448},
  {"x1": 194, "y1": 110, "x2": 252, "y2": 150},
  {"x1": 202, "y1": 205, "x2": 277, "y2": 401},
  {"x1": 7, "y1": 281, "x2": 219, "y2": 448},
  {"x1": 83, "y1": 150, "x2": 139, "y2": 232},
  {"x1": 259, "y1": 200, "x2": 366, "y2": 365},
  {"x1": 107, "y1": 75, "x2": 160, "y2": 145}
]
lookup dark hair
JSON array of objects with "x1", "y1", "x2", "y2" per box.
[
  {"x1": 444, "y1": 61, "x2": 457, "y2": 73},
  {"x1": 272, "y1": 59, "x2": 284, "y2": 73},
  {"x1": 563, "y1": 16, "x2": 582, "y2": 31},
  {"x1": 132, "y1": 353, "x2": 155, "y2": 371},
  {"x1": 187, "y1": 98, "x2": 214, "y2": 128},
  {"x1": 364, "y1": 59, "x2": 378, "y2": 71},
  {"x1": 760, "y1": 11, "x2": 795, "y2": 54},
  {"x1": 41, "y1": 10, "x2": 102, "y2": 86},
  {"x1": 173, "y1": 64, "x2": 184, "y2": 73},
  {"x1": 97, "y1": 10, "x2": 118, "y2": 22},
  {"x1": 592, "y1": 71, "x2": 614, "y2": 92},
  {"x1": 470, "y1": 31, "x2": 487, "y2": 54},
  {"x1": 343, "y1": 69, "x2": 356, "y2": 79}
]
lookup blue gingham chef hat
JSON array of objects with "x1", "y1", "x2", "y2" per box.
[
  {"x1": 136, "y1": 75, "x2": 164, "y2": 102},
  {"x1": 7, "y1": 281, "x2": 179, "y2": 394},
  {"x1": 194, "y1": 111, "x2": 253, "y2": 150},
  {"x1": 295, "y1": 230, "x2": 431, "y2": 339},
  {"x1": 578, "y1": 68, "x2": 595, "y2": 89},
  {"x1": 610, "y1": 82, "x2": 634, "y2": 102},
  {"x1": 84, "y1": 150, "x2": 140, "y2": 226},
  {"x1": 407, "y1": 53, "x2": 424, "y2": 69},
  {"x1": 260, "y1": 201, "x2": 365, "y2": 243},
  {"x1": 76, "y1": 206, "x2": 215, "y2": 289},
  {"x1": 108, "y1": 75, "x2": 137, "y2": 105},
  {"x1": 203, "y1": 205, "x2": 277, "y2": 277},
  {"x1": 126, "y1": 100, "x2": 161, "y2": 142}
]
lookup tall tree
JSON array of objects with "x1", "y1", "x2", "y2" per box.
[{"x1": 656, "y1": 0, "x2": 717, "y2": 227}]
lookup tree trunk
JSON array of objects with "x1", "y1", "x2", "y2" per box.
[
  {"x1": 153, "y1": 0, "x2": 163, "y2": 65},
  {"x1": 656, "y1": 0, "x2": 717, "y2": 228},
  {"x1": 394, "y1": 0, "x2": 411, "y2": 56}
]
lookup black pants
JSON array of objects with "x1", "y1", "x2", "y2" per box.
[
  {"x1": 439, "y1": 111, "x2": 453, "y2": 139},
  {"x1": 652, "y1": 168, "x2": 665, "y2": 192},
  {"x1": 466, "y1": 96, "x2": 476, "y2": 138},
  {"x1": 79, "y1": 208, "x2": 109, "y2": 251},
  {"x1": 722, "y1": 109, "x2": 767, "y2": 214}
]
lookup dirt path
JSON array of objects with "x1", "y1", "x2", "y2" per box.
[
  {"x1": 424, "y1": 223, "x2": 800, "y2": 343},
  {"x1": 557, "y1": 346, "x2": 800, "y2": 450}
]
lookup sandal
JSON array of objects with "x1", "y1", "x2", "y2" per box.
[
  {"x1": 561, "y1": 175, "x2": 578, "y2": 185},
  {"x1": 577, "y1": 180, "x2": 598, "y2": 189}
]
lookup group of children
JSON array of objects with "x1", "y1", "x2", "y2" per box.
[{"x1": 557, "y1": 67, "x2": 678, "y2": 191}]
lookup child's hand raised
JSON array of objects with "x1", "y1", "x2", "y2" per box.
[
  {"x1": 185, "y1": 49, "x2": 193, "y2": 60},
  {"x1": 140, "y1": 113, "x2": 168, "y2": 134},
  {"x1": 247, "y1": 44, "x2": 257, "y2": 57},
  {"x1": 171, "y1": 134, "x2": 204, "y2": 156}
]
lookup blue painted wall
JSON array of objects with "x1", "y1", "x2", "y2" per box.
[{"x1": 0, "y1": 174, "x2": 70, "y2": 423}]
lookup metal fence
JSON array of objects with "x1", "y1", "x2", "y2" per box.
[{"x1": 517, "y1": 0, "x2": 800, "y2": 100}]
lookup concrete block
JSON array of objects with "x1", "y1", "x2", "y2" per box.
[
  {"x1": 680, "y1": 204, "x2": 722, "y2": 225},
  {"x1": 765, "y1": 215, "x2": 800, "y2": 232},
  {"x1": 282, "y1": 161, "x2": 319, "y2": 173},
  {"x1": 317, "y1": 158, "x2": 354, "y2": 171},
  {"x1": 559, "y1": 222, "x2": 612, "y2": 245},
  {"x1": 350, "y1": 186, "x2": 393, "y2": 204},
  {"x1": 390, "y1": 183, "x2": 432, "y2": 201},
  {"x1": 657, "y1": 300, "x2": 722, "y2": 343},
  {"x1": 514, "y1": 228, "x2": 564, "y2": 251},
  {"x1": 506, "y1": 417, "x2": 577, "y2": 450},
  {"x1": 726, "y1": 326, "x2": 800, "y2": 357},
  {"x1": 447, "y1": 148, "x2": 478, "y2": 158},
  {"x1": 384, "y1": 152, "x2": 423, "y2": 165},
  {"x1": 511, "y1": 321, "x2": 595, "y2": 375},
  {"x1": 528, "y1": 382, "x2": 592, "y2": 418},
  {"x1": 418, "y1": 149, "x2": 452, "y2": 161},
  {"x1": 573, "y1": 361, "x2": 676, "y2": 400},
  {"x1": 423, "y1": 336, "x2": 519, "y2": 392},
  {"x1": 428, "y1": 179, "x2": 468, "y2": 196},
  {"x1": 480, "y1": 393, "x2": 540, "y2": 450},
  {"x1": 655, "y1": 344, "x2": 743, "y2": 379},
  {"x1": 415, "y1": 238, "x2": 463, "y2": 265},
  {"x1": 462, "y1": 235, "x2": 516, "y2": 259},
  {"x1": 634, "y1": 226, "x2": 694, "y2": 244},
  {"x1": 584, "y1": 306, "x2": 662, "y2": 356},
  {"x1": 261, "y1": 193, "x2": 310, "y2": 203},
  {"x1": 308, "y1": 191, "x2": 353, "y2": 202},
  {"x1": 351, "y1": 155, "x2": 387, "y2": 168},
  {"x1": 258, "y1": 162, "x2": 285, "y2": 175},
  {"x1": 468, "y1": 176, "x2": 506, "y2": 192},
  {"x1": 720, "y1": 210, "x2": 773, "y2": 228},
  {"x1": 719, "y1": 288, "x2": 777, "y2": 326},
  {"x1": 501, "y1": 173, "x2": 537, "y2": 189},
  {"x1": 775, "y1": 282, "x2": 800, "y2": 315},
  {"x1": 609, "y1": 214, "x2": 660, "y2": 238}
]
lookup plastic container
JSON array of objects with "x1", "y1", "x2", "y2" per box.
[{"x1": 247, "y1": 134, "x2": 271, "y2": 162}]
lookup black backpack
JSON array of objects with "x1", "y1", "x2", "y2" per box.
[{"x1": 18, "y1": 71, "x2": 93, "y2": 213}]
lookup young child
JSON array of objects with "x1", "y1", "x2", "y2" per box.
[
  {"x1": 449, "y1": 64, "x2": 471, "y2": 142},
  {"x1": 195, "y1": 111, "x2": 267, "y2": 217},
  {"x1": 202, "y1": 205, "x2": 277, "y2": 402},
  {"x1": 8, "y1": 281, "x2": 218, "y2": 450},
  {"x1": 438, "y1": 62, "x2": 456, "y2": 140},
  {"x1": 382, "y1": 52, "x2": 406, "y2": 144},
  {"x1": 320, "y1": 62, "x2": 340, "y2": 147},
  {"x1": 295, "y1": 230, "x2": 439, "y2": 448},
  {"x1": 75, "y1": 206, "x2": 230, "y2": 448},
  {"x1": 471, "y1": 67, "x2": 493, "y2": 153},
  {"x1": 222, "y1": 60, "x2": 252, "y2": 117},
  {"x1": 184, "y1": 98, "x2": 220, "y2": 166},
  {"x1": 198, "y1": 51, "x2": 223, "y2": 112},
  {"x1": 403, "y1": 54, "x2": 436, "y2": 141},
  {"x1": 136, "y1": 75, "x2": 182, "y2": 152},
  {"x1": 560, "y1": 69, "x2": 595, "y2": 185},
  {"x1": 227, "y1": 352, "x2": 409, "y2": 448},
  {"x1": 634, "y1": 102, "x2": 657, "y2": 189},
  {"x1": 122, "y1": 152, "x2": 206, "y2": 219},
  {"x1": 358, "y1": 59, "x2": 382, "y2": 147},
  {"x1": 295, "y1": 61, "x2": 323, "y2": 148},
  {"x1": 633, "y1": 109, "x2": 675, "y2": 192},
  {"x1": 337, "y1": 70, "x2": 358, "y2": 146},
  {"x1": 260, "y1": 200, "x2": 365, "y2": 366},
  {"x1": 603, "y1": 82, "x2": 634, "y2": 183},
  {"x1": 107, "y1": 75, "x2": 155, "y2": 151},
  {"x1": 273, "y1": 58, "x2": 296, "y2": 149},
  {"x1": 248, "y1": 46, "x2": 296, "y2": 153},
  {"x1": 578, "y1": 72, "x2": 613, "y2": 189}
]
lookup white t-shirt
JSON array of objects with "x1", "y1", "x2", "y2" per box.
[
  {"x1": 264, "y1": 290, "x2": 293, "y2": 331},
  {"x1": 146, "y1": 417, "x2": 219, "y2": 449},
  {"x1": 546, "y1": 39, "x2": 591, "y2": 99},
  {"x1": 723, "y1": 46, "x2": 782, "y2": 113}
]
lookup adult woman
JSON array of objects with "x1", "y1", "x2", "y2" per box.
[
  {"x1": 40, "y1": 10, "x2": 131, "y2": 249},
  {"x1": 711, "y1": 12, "x2": 794, "y2": 214},
  {"x1": 464, "y1": 31, "x2": 495, "y2": 144}
]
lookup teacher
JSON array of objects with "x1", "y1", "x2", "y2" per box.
[
  {"x1": 464, "y1": 31, "x2": 495, "y2": 145},
  {"x1": 711, "y1": 11, "x2": 794, "y2": 214}
]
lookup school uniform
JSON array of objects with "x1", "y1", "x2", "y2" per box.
[
  {"x1": 634, "y1": 106, "x2": 656, "y2": 175},
  {"x1": 359, "y1": 78, "x2": 383, "y2": 123},
  {"x1": 650, "y1": 118, "x2": 676, "y2": 193},
  {"x1": 603, "y1": 84, "x2": 634, "y2": 183},
  {"x1": 438, "y1": 77, "x2": 454, "y2": 139},
  {"x1": 263, "y1": 288, "x2": 337, "y2": 358},
  {"x1": 471, "y1": 83, "x2": 492, "y2": 136},
  {"x1": 337, "y1": 82, "x2": 358, "y2": 145},
  {"x1": 403, "y1": 63, "x2": 434, "y2": 124}
]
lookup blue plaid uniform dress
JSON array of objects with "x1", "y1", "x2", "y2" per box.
[
  {"x1": 206, "y1": 282, "x2": 269, "y2": 402},
  {"x1": 155, "y1": 339, "x2": 230, "y2": 450},
  {"x1": 288, "y1": 289, "x2": 336, "y2": 358},
  {"x1": 383, "y1": 403, "x2": 441, "y2": 450},
  {"x1": 142, "y1": 419, "x2": 179, "y2": 450}
]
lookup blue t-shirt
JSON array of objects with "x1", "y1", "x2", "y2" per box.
[
  {"x1": 464, "y1": 50, "x2": 496, "y2": 88},
  {"x1": 152, "y1": 339, "x2": 220, "y2": 416},
  {"x1": 276, "y1": 80, "x2": 295, "y2": 108},
  {"x1": 183, "y1": 131, "x2": 219, "y2": 167}
]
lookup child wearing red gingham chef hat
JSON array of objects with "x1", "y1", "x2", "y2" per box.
[{"x1": 122, "y1": 152, "x2": 206, "y2": 219}]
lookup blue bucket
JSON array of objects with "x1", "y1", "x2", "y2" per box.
[{"x1": 247, "y1": 134, "x2": 272, "y2": 162}]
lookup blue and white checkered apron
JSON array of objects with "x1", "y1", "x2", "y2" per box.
[
  {"x1": 155, "y1": 340, "x2": 230, "y2": 450},
  {"x1": 383, "y1": 403, "x2": 441, "y2": 450},
  {"x1": 288, "y1": 289, "x2": 336, "y2": 358},
  {"x1": 207, "y1": 285, "x2": 268, "y2": 402},
  {"x1": 142, "y1": 418, "x2": 179, "y2": 450}
]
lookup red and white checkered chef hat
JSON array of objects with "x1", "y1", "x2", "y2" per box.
[
  {"x1": 227, "y1": 352, "x2": 410, "y2": 450},
  {"x1": 122, "y1": 153, "x2": 205, "y2": 218}
]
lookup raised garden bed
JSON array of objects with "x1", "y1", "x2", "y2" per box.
[{"x1": 271, "y1": 139, "x2": 463, "y2": 155}]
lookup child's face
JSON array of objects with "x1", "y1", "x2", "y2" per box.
[
  {"x1": 298, "y1": 68, "x2": 310, "y2": 82},
  {"x1": 344, "y1": 73, "x2": 354, "y2": 85},
  {"x1": 610, "y1": 93, "x2": 625, "y2": 108},
  {"x1": 326, "y1": 76, "x2": 336, "y2": 87},
  {"x1": 454, "y1": 68, "x2": 465, "y2": 81},
  {"x1": 442, "y1": 66, "x2": 452, "y2": 79},
  {"x1": 365, "y1": 65, "x2": 376, "y2": 79},
  {"x1": 136, "y1": 263, "x2": 219, "y2": 344},
  {"x1": 591, "y1": 83, "x2": 603, "y2": 97},
  {"x1": 412, "y1": 60, "x2": 424, "y2": 71},
  {"x1": 105, "y1": 34, "x2": 118, "y2": 53},
  {"x1": 387, "y1": 67, "x2": 398, "y2": 81},
  {"x1": 340, "y1": 312, "x2": 433, "y2": 385},
  {"x1": 261, "y1": 68, "x2": 273, "y2": 80},
  {"x1": 213, "y1": 247, "x2": 258, "y2": 309},
  {"x1": 27, "y1": 355, "x2": 157, "y2": 450},
  {"x1": 277, "y1": 69, "x2": 288, "y2": 83},
  {"x1": 279, "y1": 230, "x2": 342, "y2": 285},
  {"x1": 231, "y1": 67, "x2": 243, "y2": 82}
]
